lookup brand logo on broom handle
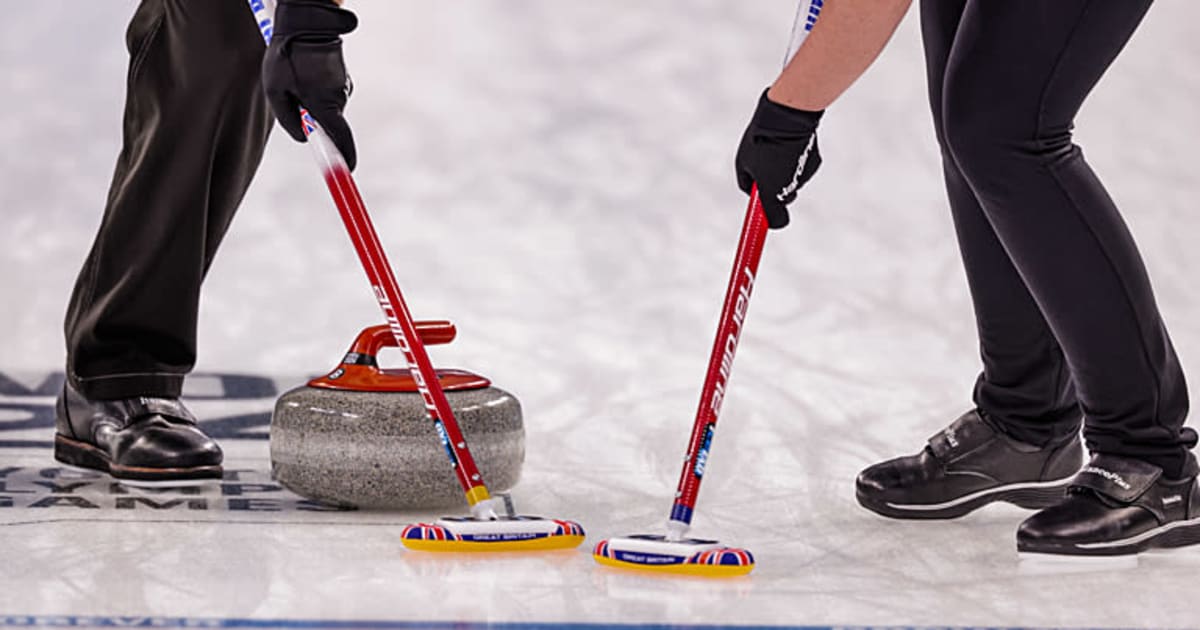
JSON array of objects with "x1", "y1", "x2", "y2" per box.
[
  {"x1": 709, "y1": 267, "x2": 756, "y2": 419},
  {"x1": 693, "y1": 424, "x2": 716, "y2": 479},
  {"x1": 373, "y1": 285, "x2": 443, "y2": 425},
  {"x1": 434, "y1": 420, "x2": 458, "y2": 467}
]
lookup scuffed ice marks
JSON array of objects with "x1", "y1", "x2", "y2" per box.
[{"x1": 2, "y1": 0, "x2": 1200, "y2": 627}]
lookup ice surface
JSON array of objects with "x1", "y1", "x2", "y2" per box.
[{"x1": 2, "y1": 1, "x2": 1200, "y2": 628}]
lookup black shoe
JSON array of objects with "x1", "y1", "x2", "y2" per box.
[
  {"x1": 856, "y1": 410, "x2": 1083, "y2": 519},
  {"x1": 55, "y1": 383, "x2": 223, "y2": 487},
  {"x1": 1017, "y1": 454, "x2": 1200, "y2": 556}
]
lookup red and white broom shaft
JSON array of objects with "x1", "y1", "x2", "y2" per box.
[
  {"x1": 249, "y1": 1, "x2": 495, "y2": 516},
  {"x1": 668, "y1": 187, "x2": 769, "y2": 540},
  {"x1": 664, "y1": 0, "x2": 823, "y2": 541},
  {"x1": 309, "y1": 127, "x2": 493, "y2": 511}
]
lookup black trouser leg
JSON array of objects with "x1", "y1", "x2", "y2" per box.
[
  {"x1": 64, "y1": 0, "x2": 272, "y2": 400},
  {"x1": 920, "y1": 0, "x2": 1082, "y2": 446},
  {"x1": 925, "y1": 0, "x2": 1196, "y2": 477}
]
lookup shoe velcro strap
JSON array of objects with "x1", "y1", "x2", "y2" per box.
[
  {"x1": 927, "y1": 411, "x2": 995, "y2": 463},
  {"x1": 1071, "y1": 454, "x2": 1162, "y2": 504},
  {"x1": 124, "y1": 397, "x2": 197, "y2": 424}
]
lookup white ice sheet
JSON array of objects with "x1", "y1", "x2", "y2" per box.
[{"x1": 2, "y1": 1, "x2": 1199, "y2": 628}]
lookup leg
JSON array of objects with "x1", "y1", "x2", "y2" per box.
[
  {"x1": 941, "y1": 0, "x2": 1196, "y2": 478},
  {"x1": 854, "y1": 0, "x2": 1089, "y2": 521},
  {"x1": 64, "y1": 0, "x2": 272, "y2": 400},
  {"x1": 921, "y1": 0, "x2": 1081, "y2": 445},
  {"x1": 55, "y1": 0, "x2": 271, "y2": 485},
  {"x1": 941, "y1": 0, "x2": 1200, "y2": 557}
]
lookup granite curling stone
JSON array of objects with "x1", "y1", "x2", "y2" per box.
[{"x1": 271, "y1": 323, "x2": 524, "y2": 509}]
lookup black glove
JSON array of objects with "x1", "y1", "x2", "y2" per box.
[
  {"x1": 263, "y1": 0, "x2": 359, "y2": 170},
  {"x1": 735, "y1": 89, "x2": 824, "y2": 229}
]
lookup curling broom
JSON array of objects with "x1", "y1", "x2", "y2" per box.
[
  {"x1": 593, "y1": 188, "x2": 767, "y2": 576},
  {"x1": 593, "y1": 0, "x2": 825, "y2": 576},
  {"x1": 247, "y1": 0, "x2": 584, "y2": 552}
]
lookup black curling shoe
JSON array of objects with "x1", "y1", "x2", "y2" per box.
[
  {"x1": 54, "y1": 383, "x2": 222, "y2": 487},
  {"x1": 1018, "y1": 454, "x2": 1200, "y2": 557},
  {"x1": 856, "y1": 410, "x2": 1083, "y2": 519}
]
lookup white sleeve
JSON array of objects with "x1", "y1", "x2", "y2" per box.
[{"x1": 785, "y1": 0, "x2": 827, "y2": 64}]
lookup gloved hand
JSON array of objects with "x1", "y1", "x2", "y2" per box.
[
  {"x1": 735, "y1": 89, "x2": 824, "y2": 229},
  {"x1": 263, "y1": 0, "x2": 359, "y2": 170}
]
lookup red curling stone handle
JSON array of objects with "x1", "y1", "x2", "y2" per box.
[
  {"x1": 308, "y1": 322, "x2": 489, "y2": 392},
  {"x1": 351, "y1": 322, "x2": 457, "y2": 358}
]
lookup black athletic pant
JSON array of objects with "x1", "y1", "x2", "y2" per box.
[
  {"x1": 921, "y1": 0, "x2": 1197, "y2": 477},
  {"x1": 64, "y1": 0, "x2": 272, "y2": 400}
]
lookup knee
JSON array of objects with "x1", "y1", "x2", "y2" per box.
[
  {"x1": 941, "y1": 96, "x2": 1076, "y2": 197},
  {"x1": 942, "y1": 101, "x2": 1007, "y2": 179}
]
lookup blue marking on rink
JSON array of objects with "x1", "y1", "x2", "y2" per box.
[{"x1": 0, "y1": 618, "x2": 1117, "y2": 630}]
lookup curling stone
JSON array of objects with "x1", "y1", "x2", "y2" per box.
[{"x1": 270, "y1": 322, "x2": 524, "y2": 509}]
